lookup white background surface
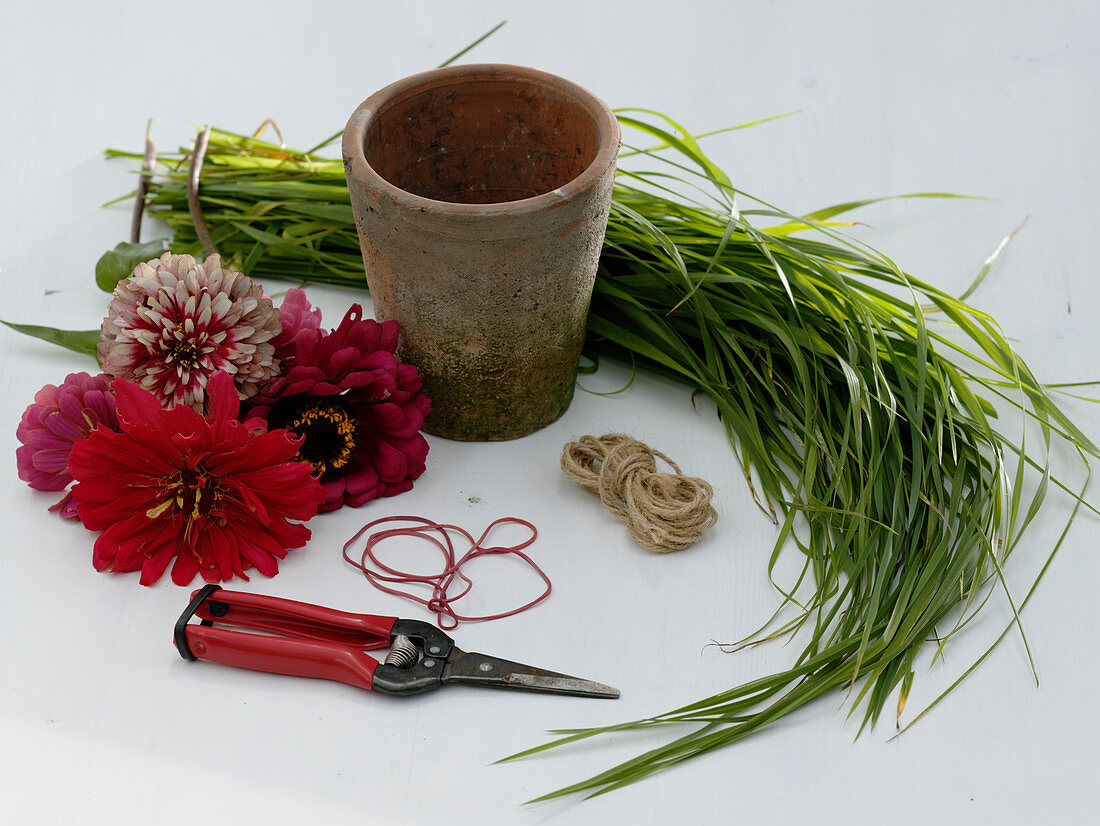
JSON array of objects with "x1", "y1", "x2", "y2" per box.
[{"x1": 2, "y1": 1, "x2": 1099, "y2": 823}]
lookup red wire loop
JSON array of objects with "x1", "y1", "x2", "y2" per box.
[{"x1": 341, "y1": 516, "x2": 550, "y2": 629}]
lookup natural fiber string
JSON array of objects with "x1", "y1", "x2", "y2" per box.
[
  {"x1": 561, "y1": 433, "x2": 718, "y2": 552},
  {"x1": 342, "y1": 516, "x2": 550, "y2": 629}
]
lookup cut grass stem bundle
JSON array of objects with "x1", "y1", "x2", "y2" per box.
[{"x1": 104, "y1": 113, "x2": 1095, "y2": 799}]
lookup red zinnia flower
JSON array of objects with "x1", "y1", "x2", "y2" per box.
[
  {"x1": 245, "y1": 291, "x2": 431, "y2": 512},
  {"x1": 69, "y1": 371, "x2": 324, "y2": 585}
]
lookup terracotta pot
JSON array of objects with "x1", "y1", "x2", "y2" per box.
[{"x1": 343, "y1": 64, "x2": 620, "y2": 441}]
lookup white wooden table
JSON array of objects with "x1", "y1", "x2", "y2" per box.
[{"x1": 2, "y1": 2, "x2": 1097, "y2": 823}]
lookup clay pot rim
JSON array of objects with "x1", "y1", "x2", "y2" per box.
[{"x1": 342, "y1": 63, "x2": 620, "y2": 219}]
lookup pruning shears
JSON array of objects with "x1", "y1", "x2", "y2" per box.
[{"x1": 174, "y1": 585, "x2": 619, "y2": 699}]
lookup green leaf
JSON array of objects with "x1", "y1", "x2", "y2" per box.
[
  {"x1": 1, "y1": 320, "x2": 100, "y2": 361},
  {"x1": 94, "y1": 238, "x2": 171, "y2": 292}
]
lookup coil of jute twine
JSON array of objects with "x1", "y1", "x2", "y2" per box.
[{"x1": 560, "y1": 433, "x2": 718, "y2": 552}]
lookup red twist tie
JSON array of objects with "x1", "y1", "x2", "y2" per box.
[{"x1": 341, "y1": 516, "x2": 550, "y2": 629}]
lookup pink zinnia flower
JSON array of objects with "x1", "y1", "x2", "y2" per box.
[
  {"x1": 270, "y1": 287, "x2": 323, "y2": 356},
  {"x1": 15, "y1": 372, "x2": 119, "y2": 518},
  {"x1": 68, "y1": 371, "x2": 324, "y2": 585},
  {"x1": 99, "y1": 252, "x2": 282, "y2": 410},
  {"x1": 246, "y1": 292, "x2": 431, "y2": 512}
]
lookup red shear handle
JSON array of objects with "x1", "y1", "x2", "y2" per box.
[
  {"x1": 184, "y1": 625, "x2": 382, "y2": 692},
  {"x1": 192, "y1": 588, "x2": 397, "y2": 650}
]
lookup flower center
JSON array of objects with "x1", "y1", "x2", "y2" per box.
[
  {"x1": 147, "y1": 467, "x2": 223, "y2": 527},
  {"x1": 282, "y1": 399, "x2": 357, "y2": 477},
  {"x1": 167, "y1": 323, "x2": 203, "y2": 370},
  {"x1": 170, "y1": 338, "x2": 201, "y2": 369}
]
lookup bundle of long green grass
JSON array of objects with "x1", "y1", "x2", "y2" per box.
[{"x1": 100, "y1": 109, "x2": 1094, "y2": 799}]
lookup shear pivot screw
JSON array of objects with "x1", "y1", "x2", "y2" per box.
[{"x1": 479, "y1": 662, "x2": 494, "y2": 672}]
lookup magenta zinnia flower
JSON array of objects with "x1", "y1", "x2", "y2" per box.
[
  {"x1": 245, "y1": 291, "x2": 431, "y2": 512},
  {"x1": 270, "y1": 286, "x2": 323, "y2": 355},
  {"x1": 99, "y1": 252, "x2": 282, "y2": 410},
  {"x1": 68, "y1": 371, "x2": 324, "y2": 585},
  {"x1": 16, "y1": 372, "x2": 120, "y2": 518}
]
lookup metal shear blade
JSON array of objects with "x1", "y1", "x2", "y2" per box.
[
  {"x1": 369, "y1": 618, "x2": 619, "y2": 699},
  {"x1": 443, "y1": 649, "x2": 620, "y2": 699}
]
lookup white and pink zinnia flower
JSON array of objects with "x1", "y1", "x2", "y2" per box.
[{"x1": 98, "y1": 252, "x2": 282, "y2": 410}]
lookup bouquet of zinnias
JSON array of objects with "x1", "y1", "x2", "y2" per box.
[{"x1": 15, "y1": 252, "x2": 431, "y2": 585}]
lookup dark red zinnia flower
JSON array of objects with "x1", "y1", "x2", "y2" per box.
[
  {"x1": 245, "y1": 291, "x2": 431, "y2": 512},
  {"x1": 68, "y1": 371, "x2": 324, "y2": 585}
]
